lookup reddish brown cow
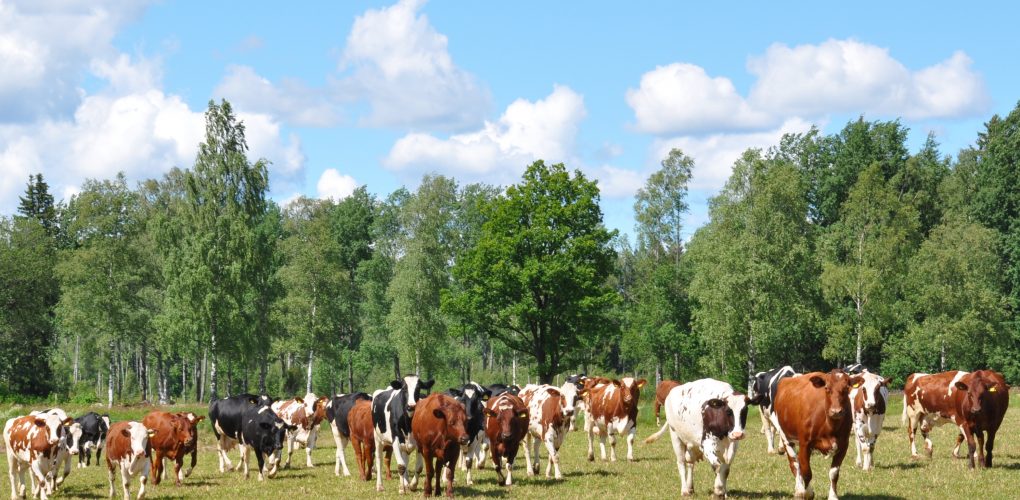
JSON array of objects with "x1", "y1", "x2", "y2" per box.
[
  {"x1": 903, "y1": 369, "x2": 1009, "y2": 468},
  {"x1": 141, "y1": 411, "x2": 204, "y2": 486},
  {"x1": 347, "y1": 400, "x2": 377, "y2": 481},
  {"x1": 483, "y1": 392, "x2": 529, "y2": 486},
  {"x1": 654, "y1": 379, "x2": 681, "y2": 426},
  {"x1": 4, "y1": 413, "x2": 72, "y2": 500},
  {"x1": 411, "y1": 394, "x2": 470, "y2": 498},
  {"x1": 581, "y1": 377, "x2": 646, "y2": 462},
  {"x1": 772, "y1": 370, "x2": 863, "y2": 500},
  {"x1": 106, "y1": 421, "x2": 154, "y2": 500}
]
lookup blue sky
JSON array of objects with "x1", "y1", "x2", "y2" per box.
[{"x1": 1, "y1": 1, "x2": 1016, "y2": 240}]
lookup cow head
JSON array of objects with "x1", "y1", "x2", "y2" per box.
[
  {"x1": 62, "y1": 421, "x2": 83, "y2": 455},
  {"x1": 558, "y1": 382, "x2": 582, "y2": 416},
  {"x1": 702, "y1": 392, "x2": 749, "y2": 442},
  {"x1": 852, "y1": 372, "x2": 887, "y2": 415},
  {"x1": 565, "y1": 373, "x2": 588, "y2": 391},
  {"x1": 620, "y1": 377, "x2": 647, "y2": 405},
  {"x1": 393, "y1": 375, "x2": 435, "y2": 413},
  {"x1": 810, "y1": 370, "x2": 860, "y2": 420},
  {"x1": 121, "y1": 422, "x2": 152, "y2": 459},
  {"x1": 747, "y1": 371, "x2": 768, "y2": 405},
  {"x1": 449, "y1": 383, "x2": 490, "y2": 432},
  {"x1": 433, "y1": 396, "x2": 471, "y2": 449},
  {"x1": 169, "y1": 416, "x2": 196, "y2": 448},
  {"x1": 311, "y1": 396, "x2": 330, "y2": 425},
  {"x1": 956, "y1": 371, "x2": 1003, "y2": 416},
  {"x1": 484, "y1": 394, "x2": 529, "y2": 441},
  {"x1": 250, "y1": 406, "x2": 297, "y2": 476}
]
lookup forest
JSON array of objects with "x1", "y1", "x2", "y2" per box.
[{"x1": 2, "y1": 99, "x2": 1018, "y2": 405}]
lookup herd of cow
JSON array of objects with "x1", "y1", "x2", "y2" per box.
[{"x1": 2, "y1": 367, "x2": 1010, "y2": 499}]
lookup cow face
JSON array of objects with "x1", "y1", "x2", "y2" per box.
[
  {"x1": 620, "y1": 377, "x2": 647, "y2": 404},
  {"x1": 956, "y1": 372, "x2": 1001, "y2": 416},
  {"x1": 170, "y1": 416, "x2": 196, "y2": 449},
  {"x1": 702, "y1": 393, "x2": 749, "y2": 441},
  {"x1": 565, "y1": 373, "x2": 588, "y2": 391},
  {"x1": 122, "y1": 423, "x2": 152, "y2": 459},
  {"x1": 251, "y1": 407, "x2": 297, "y2": 471},
  {"x1": 747, "y1": 372, "x2": 768, "y2": 405},
  {"x1": 397, "y1": 375, "x2": 435, "y2": 413},
  {"x1": 853, "y1": 373, "x2": 887, "y2": 415},
  {"x1": 485, "y1": 396, "x2": 528, "y2": 441},
  {"x1": 558, "y1": 383, "x2": 582, "y2": 417},
  {"x1": 63, "y1": 421, "x2": 83, "y2": 455},
  {"x1": 433, "y1": 400, "x2": 471, "y2": 449},
  {"x1": 810, "y1": 371, "x2": 860, "y2": 420},
  {"x1": 450, "y1": 383, "x2": 490, "y2": 429}
]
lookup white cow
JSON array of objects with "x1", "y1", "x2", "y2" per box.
[
  {"x1": 849, "y1": 370, "x2": 889, "y2": 471},
  {"x1": 645, "y1": 379, "x2": 749, "y2": 498}
]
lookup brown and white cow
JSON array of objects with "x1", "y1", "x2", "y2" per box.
[
  {"x1": 771, "y1": 370, "x2": 862, "y2": 500},
  {"x1": 411, "y1": 393, "x2": 470, "y2": 498},
  {"x1": 28, "y1": 408, "x2": 82, "y2": 491},
  {"x1": 848, "y1": 370, "x2": 888, "y2": 470},
  {"x1": 903, "y1": 369, "x2": 1009, "y2": 468},
  {"x1": 654, "y1": 379, "x2": 681, "y2": 426},
  {"x1": 518, "y1": 384, "x2": 572, "y2": 479},
  {"x1": 141, "y1": 411, "x2": 204, "y2": 486},
  {"x1": 483, "y1": 392, "x2": 529, "y2": 486},
  {"x1": 581, "y1": 377, "x2": 646, "y2": 462},
  {"x1": 4, "y1": 412, "x2": 73, "y2": 500},
  {"x1": 271, "y1": 393, "x2": 329, "y2": 469},
  {"x1": 106, "y1": 421, "x2": 155, "y2": 500},
  {"x1": 347, "y1": 399, "x2": 377, "y2": 481}
]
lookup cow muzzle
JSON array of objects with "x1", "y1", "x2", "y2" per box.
[
  {"x1": 729, "y1": 431, "x2": 745, "y2": 441},
  {"x1": 828, "y1": 408, "x2": 845, "y2": 418},
  {"x1": 458, "y1": 435, "x2": 471, "y2": 446}
]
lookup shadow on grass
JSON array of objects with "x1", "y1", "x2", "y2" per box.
[
  {"x1": 876, "y1": 461, "x2": 923, "y2": 470},
  {"x1": 727, "y1": 489, "x2": 787, "y2": 498}
]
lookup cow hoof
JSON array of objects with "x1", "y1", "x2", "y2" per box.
[{"x1": 376, "y1": 485, "x2": 384, "y2": 492}]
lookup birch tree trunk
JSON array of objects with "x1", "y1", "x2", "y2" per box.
[
  {"x1": 305, "y1": 349, "x2": 314, "y2": 394},
  {"x1": 107, "y1": 347, "x2": 115, "y2": 408}
]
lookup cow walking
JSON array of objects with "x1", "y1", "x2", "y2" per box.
[
  {"x1": 4, "y1": 412, "x2": 73, "y2": 500},
  {"x1": 105, "y1": 421, "x2": 155, "y2": 500},
  {"x1": 653, "y1": 379, "x2": 681, "y2": 426},
  {"x1": 372, "y1": 375, "x2": 435, "y2": 493},
  {"x1": 644, "y1": 379, "x2": 748, "y2": 498},
  {"x1": 483, "y1": 392, "x2": 529, "y2": 486},
  {"x1": 325, "y1": 392, "x2": 372, "y2": 476},
  {"x1": 75, "y1": 412, "x2": 110, "y2": 468},
  {"x1": 445, "y1": 382, "x2": 491, "y2": 485},
  {"x1": 848, "y1": 370, "x2": 888, "y2": 470},
  {"x1": 581, "y1": 377, "x2": 646, "y2": 462},
  {"x1": 412, "y1": 394, "x2": 471, "y2": 497},
  {"x1": 239, "y1": 405, "x2": 295, "y2": 480},
  {"x1": 28, "y1": 408, "x2": 82, "y2": 491},
  {"x1": 748, "y1": 366, "x2": 796, "y2": 454},
  {"x1": 903, "y1": 369, "x2": 1009, "y2": 467},
  {"x1": 142, "y1": 411, "x2": 203, "y2": 486},
  {"x1": 347, "y1": 399, "x2": 377, "y2": 480},
  {"x1": 772, "y1": 369, "x2": 862, "y2": 500},
  {"x1": 519, "y1": 384, "x2": 572, "y2": 479},
  {"x1": 272, "y1": 393, "x2": 329, "y2": 469},
  {"x1": 208, "y1": 393, "x2": 273, "y2": 473}
]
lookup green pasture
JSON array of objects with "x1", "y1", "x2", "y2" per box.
[{"x1": 3, "y1": 393, "x2": 1019, "y2": 499}]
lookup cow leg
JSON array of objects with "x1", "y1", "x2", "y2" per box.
[
  {"x1": 445, "y1": 455, "x2": 456, "y2": 498},
  {"x1": 216, "y1": 436, "x2": 231, "y2": 472},
  {"x1": 626, "y1": 425, "x2": 636, "y2": 461},
  {"x1": 106, "y1": 464, "x2": 115, "y2": 499},
  {"x1": 543, "y1": 428, "x2": 561, "y2": 479},
  {"x1": 905, "y1": 408, "x2": 921, "y2": 458},
  {"x1": 240, "y1": 444, "x2": 251, "y2": 479},
  {"x1": 985, "y1": 430, "x2": 996, "y2": 467},
  {"x1": 669, "y1": 430, "x2": 691, "y2": 496},
  {"x1": 973, "y1": 431, "x2": 985, "y2": 469},
  {"x1": 29, "y1": 459, "x2": 49, "y2": 500},
  {"x1": 174, "y1": 457, "x2": 184, "y2": 486},
  {"x1": 393, "y1": 447, "x2": 411, "y2": 494},
  {"x1": 599, "y1": 429, "x2": 609, "y2": 461},
  {"x1": 6, "y1": 453, "x2": 19, "y2": 500},
  {"x1": 119, "y1": 465, "x2": 131, "y2": 500},
  {"x1": 522, "y1": 434, "x2": 535, "y2": 476},
  {"x1": 411, "y1": 450, "x2": 424, "y2": 490},
  {"x1": 421, "y1": 450, "x2": 434, "y2": 498},
  {"x1": 337, "y1": 433, "x2": 351, "y2": 477},
  {"x1": 186, "y1": 449, "x2": 197, "y2": 478},
  {"x1": 373, "y1": 436, "x2": 385, "y2": 492},
  {"x1": 953, "y1": 432, "x2": 965, "y2": 458},
  {"x1": 282, "y1": 432, "x2": 294, "y2": 469},
  {"x1": 305, "y1": 430, "x2": 317, "y2": 468},
  {"x1": 795, "y1": 444, "x2": 813, "y2": 500},
  {"x1": 138, "y1": 460, "x2": 151, "y2": 500}
]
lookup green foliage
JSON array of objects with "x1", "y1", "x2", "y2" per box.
[{"x1": 446, "y1": 161, "x2": 617, "y2": 383}]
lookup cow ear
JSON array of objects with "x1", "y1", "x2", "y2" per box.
[
  {"x1": 483, "y1": 409, "x2": 497, "y2": 418},
  {"x1": 636, "y1": 379, "x2": 647, "y2": 388},
  {"x1": 34, "y1": 418, "x2": 47, "y2": 427},
  {"x1": 389, "y1": 380, "x2": 403, "y2": 390},
  {"x1": 518, "y1": 412, "x2": 529, "y2": 419},
  {"x1": 809, "y1": 376, "x2": 826, "y2": 388},
  {"x1": 249, "y1": 397, "x2": 258, "y2": 405},
  {"x1": 955, "y1": 381, "x2": 969, "y2": 392},
  {"x1": 848, "y1": 376, "x2": 864, "y2": 388},
  {"x1": 988, "y1": 384, "x2": 998, "y2": 393},
  {"x1": 448, "y1": 388, "x2": 462, "y2": 397},
  {"x1": 196, "y1": 416, "x2": 206, "y2": 423},
  {"x1": 62, "y1": 417, "x2": 73, "y2": 427},
  {"x1": 433, "y1": 409, "x2": 446, "y2": 420},
  {"x1": 121, "y1": 428, "x2": 132, "y2": 438},
  {"x1": 147, "y1": 429, "x2": 157, "y2": 438},
  {"x1": 422, "y1": 379, "x2": 435, "y2": 390}
]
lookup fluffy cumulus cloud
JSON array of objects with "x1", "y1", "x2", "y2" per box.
[
  {"x1": 628, "y1": 39, "x2": 988, "y2": 136},
  {"x1": 316, "y1": 169, "x2": 359, "y2": 201},
  {"x1": 214, "y1": 65, "x2": 342, "y2": 127},
  {"x1": 338, "y1": 0, "x2": 490, "y2": 130},
  {"x1": 384, "y1": 85, "x2": 585, "y2": 185},
  {"x1": 0, "y1": 2, "x2": 306, "y2": 214}
]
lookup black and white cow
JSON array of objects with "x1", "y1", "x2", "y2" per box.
[
  {"x1": 747, "y1": 366, "x2": 796, "y2": 454},
  {"x1": 446, "y1": 382, "x2": 491, "y2": 485},
  {"x1": 325, "y1": 392, "x2": 372, "y2": 476},
  {"x1": 209, "y1": 393, "x2": 274, "y2": 473},
  {"x1": 239, "y1": 405, "x2": 296, "y2": 481},
  {"x1": 487, "y1": 384, "x2": 520, "y2": 398},
  {"x1": 75, "y1": 412, "x2": 109, "y2": 468},
  {"x1": 844, "y1": 364, "x2": 868, "y2": 375},
  {"x1": 372, "y1": 375, "x2": 434, "y2": 493}
]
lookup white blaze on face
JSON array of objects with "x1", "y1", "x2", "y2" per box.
[
  {"x1": 127, "y1": 422, "x2": 149, "y2": 458},
  {"x1": 405, "y1": 375, "x2": 421, "y2": 408},
  {"x1": 558, "y1": 383, "x2": 579, "y2": 414},
  {"x1": 66, "y1": 422, "x2": 83, "y2": 454}
]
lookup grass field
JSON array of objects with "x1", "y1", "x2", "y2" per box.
[{"x1": 2, "y1": 393, "x2": 1019, "y2": 499}]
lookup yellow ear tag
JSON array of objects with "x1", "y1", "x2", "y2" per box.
[
  {"x1": 518, "y1": 413, "x2": 528, "y2": 419},
  {"x1": 989, "y1": 387, "x2": 997, "y2": 393},
  {"x1": 852, "y1": 384, "x2": 860, "y2": 388}
]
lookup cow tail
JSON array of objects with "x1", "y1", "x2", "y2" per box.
[
  {"x1": 900, "y1": 377, "x2": 909, "y2": 426},
  {"x1": 644, "y1": 422, "x2": 669, "y2": 444}
]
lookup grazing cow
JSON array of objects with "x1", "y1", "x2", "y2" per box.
[
  {"x1": 347, "y1": 399, "x2": 378, "y2": 480},
  {"x1": 412, "y1": 394, "x2": 471, "y2": 498},
  {"x1": 271, "y1": 393, "x2": 329, "y2": 469},
  {"x1": 75, "y1": 412, "x2": 110, "y2": 468},
  {"x1": 903, "y1": 370, "x2": 1009, "y2": 468},
  {"x1": 208, "y1": 393, "x2": 273, "y2": 473},
  {"x1": 581, "y1": 377, "x2": 646, "y2": 462},
  {"x1": 748, "y1": 366, "x2": 797, "y2": 454},
  {"x1": 239, "y1": 405, "x2": 295, "y2": 480},
  {"x1": 105, "y1": 421, "x2": 154, "y2": 500},
  {"x1": 645, "y1": 379, "x2": 749, "y2": 498},
  {"x1": 325, "y1": 392, "x2": 372, "y2": 476},
  {"x1": 772, "y1": 370, "x2": 863, "y2": 500},
  {"x1": 486, "y1": 384, "x2": 520, "y2": 398},
  {"x1": 141, "y1": 411, "x2": 204, "y2": 486},
  {"x1": 446, "y1": 382, "x2": 491, "y2": 485},
  {"x1": 654, "y1": 380, "x2": 681, "y2": 426},
  {"x1": 372, "y1": 375, "x2": 435, "y2": 493},
  {"x1": 848, "y1": 370, "x2": 888, "y2": 471},
  {"x1": 484, "y1": 392, "x2": 530, "y2": 486},
  {"x1": 28, "y1": 408, "x2": 82, "y2": 490},
  {"x1": 518, "y1": 384, "x2": 572, "y2": 479},
  {"x1": 4, "y1": 412, "x2": 73, "y2": 500}
]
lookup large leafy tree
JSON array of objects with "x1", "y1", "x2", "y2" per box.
[
  {"x1": 160, "y1": 100, "x2": 270, "y2": 400},
  {"x1": 446, "y1": 161, "x2": 617, "y2": 383}
]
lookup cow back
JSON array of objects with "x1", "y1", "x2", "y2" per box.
[
  {"x1": 329, "y1": 393, "x2": 372, "y2": 437},
  {"x1": 348, "y1": 400, "x2": 375, "y2": 444},
  {"x1": 656, "y1": 380, "x2": 681, "y2": 406}
]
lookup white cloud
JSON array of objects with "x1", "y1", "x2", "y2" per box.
[
  {"x1": 651, "y1": 118, "x2": 814, "y2": 191},
  {"x1": 627, "y1": 39, "x2": 988, "y2": 136},
  {"x1": 316, "y1": 169, "x2": 359, "y2": 201},
  {"x1": 384, "y1": 85, "x2": 586, "y2": 185},
  {"x1": 214, "y1": 65, "x2": 342, "y2": 127},
  {"x1": 627, "y1": 63, "x2": 773, "y2": 135},
  {"x1": 589, "y1": 165, "x2": 646, "y2": 199},
  {"x1": 338, "y1": 0, "x2": 490, "y2": 130}
]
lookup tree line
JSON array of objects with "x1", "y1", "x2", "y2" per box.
[{"x1": 2, "y1": 99, "x2": 1018, "y2": 405}]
